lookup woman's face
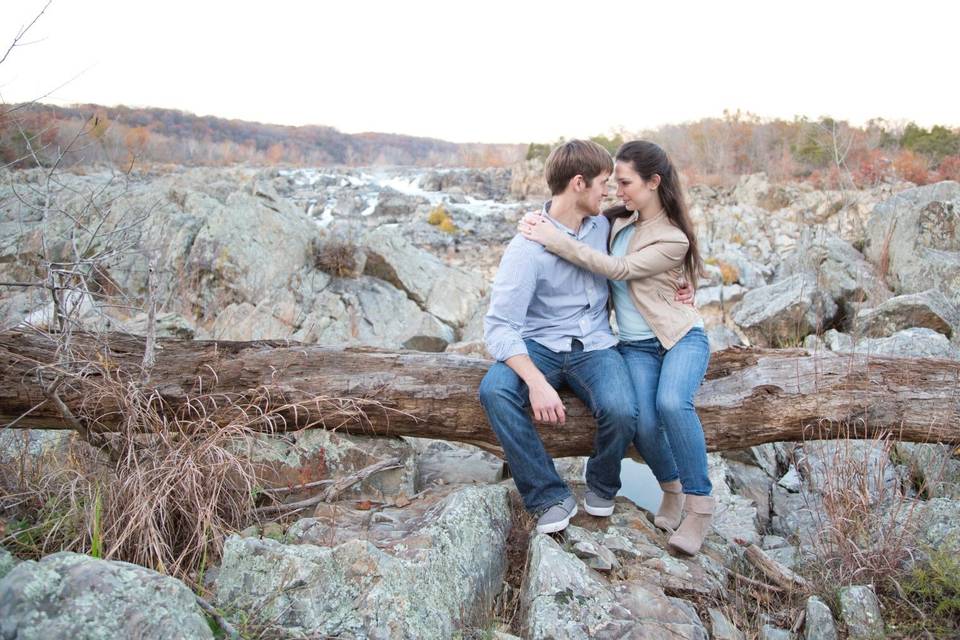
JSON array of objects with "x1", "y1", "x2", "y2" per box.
[{"x1": 615, "y1": 160, "x2": 657, "y2": 212}]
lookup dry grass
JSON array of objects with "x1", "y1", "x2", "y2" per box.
[
  {"x1": 797, "y1": 428, "x2": 924, "y2": 589},
  {"x1": 491, "y1": 489, "x2": 536, "y2": 636},
  {"x1": 0, "y1": 352, "x2": 395, "y2": 588}
]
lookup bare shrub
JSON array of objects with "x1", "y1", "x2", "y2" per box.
[
  {"x1": 311, "y1": 237, "x2": 364, "y2": 278},
  {"x1": 796, "y1": 423, "x2": 925, "y2": 596}
]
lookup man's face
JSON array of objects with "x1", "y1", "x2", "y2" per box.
[{"x1": 576, "y1": 171, "x2": 611, "y2": 216}]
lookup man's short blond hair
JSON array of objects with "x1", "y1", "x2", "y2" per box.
[{"x1": 544, "y1": 140, "x2": 614, "y2": 196}]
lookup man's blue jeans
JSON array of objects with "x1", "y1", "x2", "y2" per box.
[
  {"x1": 619, "y1": 326, "x2": 712, "y2": 496},
  {"x1": 478, "y1": 339, "x2": 637, "y2": 514}
]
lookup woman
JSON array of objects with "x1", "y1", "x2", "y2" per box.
[{"x1": 519, "y1": 140, "x2": 713, "y2": 556}]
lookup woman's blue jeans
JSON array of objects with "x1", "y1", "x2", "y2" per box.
[
  {"x1": 478, "y1": 339, "x2": 637, "y2": 513},
  {"x1": 619, "y1": 327, "x2": 712, "y2": 496}
]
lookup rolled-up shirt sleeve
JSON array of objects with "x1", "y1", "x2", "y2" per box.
[{"x1": 483, "y1": 239, "x2": 540, "y2": 361}]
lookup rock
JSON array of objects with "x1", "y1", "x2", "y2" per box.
[
  {"x1": 770, "y1": 483, "x2": 820, "y2": 542},
  {"x1": 820, "y1": 327, "x2": 960, "y2": 359},
  {"x1": 853, "y1": 289, "x2": 960, "y2": 339},
  {"x1": 370, "y1": 186, "x2": 429, "y2": 219},
  {"x1": 765, "y1": 545, "x2": 799, "y2": 571},
  {"x1": 215, "y1": 485, "x2": 512, "y2": 639},
  {"x1": 911, "y1": 497, "x2": 960, "y2": 559},
  {"x1": 247, "y1": 430, "x2": 418, "y2": 502},
  {"x1": 695, "y1": 284, "x2": 746, "y2": 312},
  {"x1": 730, "y1": 273, "x2": 838, "y2": 347},
  {"x1": 760, "y1": 624, "x2": 795, "y2": 640},
  {"x1": 405, "y1": 437, "x2": 504, "y2": 488},
  {"x1": 0, "y1": 548, "x2": 17, "y2": 580},
  {"x1": 893, "y1": 442, "x2": 960, "y2": 499},
  {"x1": 709, "y1": 454, "x2": 761, "y2": 546},
  {"x1": 458, "y1": 292, "x2": 489, "y2": 342},
  {"x1": 863, "y1": 181, "x2": 960, "y2": 306},
  {"x1": 778, "y1": 465, "x2": 803, "y2": 492},
  {"x1": 801, "y1": 440, "x2": 898, "y2": 507},
  {"x1": 725, "y1": 459, "x2": 773, "y2": 530},
  {"x1": 804, "y1": 595, "x2": 838, "y2": 640},
  {"x1": 0, "y1": 429, "x2": 72, "y2": 465},
  {"x1": 182, "y1": 180, "x2": 318, "y2": 314},
  {"x1": 209, "y1": 298, "x2": 294, "y2": 341},
  {"x1": 564, "y1": 526, "x2": 620, "y2": 572},
  {"x1": 709, "y1": 608, "x2": 746, "y2": 640},
  {"x1": 295, "y1": 276, "x2": 455, "y2": 350},
  {"x1": 124, "y1": 311, "x2": 196, "y2": 340},
  {"x1": 522, "y1": 534, "x2": 708, "y2": 639},
  {"x1": 509, "y1": 159, "x2": 550, "y2": 201},
  {"x1": 444, "y1": 339, "x2": 489, "y2": 358},
  {"x1": 419, "y1": 168, "x2": 511, "y2": 200},
  {"x1": 838, "y1": 585, "x2": 885, "y2": 639},
  {"x1": 706, "y1": 324, "x2": 745, "y2": 352},
  {"x1": 712, "y1": 246, "x2": 773, "y2": 289},
  {"x1": 364, "y1": 224, "x2": 486, "y2": 328},
  {"x1": 0, "y1": 552, "x2": 212, "y2": 639},
  {"x1": 602, "y1": 499, "x2": 727, "y2": 597},
  {"x1": 723, "y1": 443, "x2": 783, "y2": 480},
  {"x1": 762, "y1": 535, "x2": 789, "y2": 549},
  {"x1": 777, "y1": 229, "x2": 891, "y2": 318}
]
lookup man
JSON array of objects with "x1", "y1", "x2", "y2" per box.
[{"x1": 479, "y1": 139, "x2": 637, "y2": 534}]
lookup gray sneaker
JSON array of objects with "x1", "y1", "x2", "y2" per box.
[
  {"x1": 584, "y1": 488, "x2": 615, "y2": 517},
  {"x1": 536, "y1": 495, "x2": 578, "y2": 534}
]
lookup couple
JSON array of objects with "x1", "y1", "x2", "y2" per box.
[{"x1": 479, "y1": 139, "x2": 713, "y2": 556}]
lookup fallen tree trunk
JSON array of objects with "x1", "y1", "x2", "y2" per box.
[{"x1": 1, "y1": 329, "x2": 958, "y2": 456}]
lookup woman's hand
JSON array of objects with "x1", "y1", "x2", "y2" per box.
[{"x1": 518, "y1": 213, "x2": 562, "y2": 247}]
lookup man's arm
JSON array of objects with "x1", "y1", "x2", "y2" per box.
[{"x1": 483, "y1": 239, "x2": 566, "y2": 424}]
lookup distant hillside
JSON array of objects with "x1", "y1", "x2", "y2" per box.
[{"x1": 0, "y1": 103, "x2": 526, "y2": 168}]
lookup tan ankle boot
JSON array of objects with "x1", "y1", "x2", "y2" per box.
[
  {"x1": 668, "y1": 495, "x2": 715, "y2": 556},
  {"x1": 654, "y1": 480, "x2": 684, "y2": 530}
]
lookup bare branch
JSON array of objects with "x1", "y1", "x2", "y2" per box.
[{"x1": 0, "y1": 0, "x2": 52, "y2": 67}]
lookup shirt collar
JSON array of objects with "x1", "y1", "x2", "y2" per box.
[{"x1": 541, "y1": 200, "x2": 598, "y2": 239}]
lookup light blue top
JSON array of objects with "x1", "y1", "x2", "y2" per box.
[
  {"x1": 608, "y1": 223, "x2": 704, "y2": 342},
  {"x1": 609, "y1": 225, "x2": 657, "y2": 341},
  {"x1": 483, "y1": 202, "x2": 617, "y2": 361}
]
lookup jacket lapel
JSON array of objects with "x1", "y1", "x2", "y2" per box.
[{"x1": 608, "y1": 212, "x2": 639, "y2": 252}]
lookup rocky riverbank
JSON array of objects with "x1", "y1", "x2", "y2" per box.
[{"x1": 1, "y1": 164, "x2": 959, "y2": 638}]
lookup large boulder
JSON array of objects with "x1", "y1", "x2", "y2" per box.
[
  {"x1": 364, "y1": 225, "x2": 486, "y2": 329},
  {"x1": 730, "y1": 273, "x2": 838, "y2": 346},
  {"x1": 862, "y1": 181, "x2": 960, "y2": 306},
  {"x1": 217, "y1": 274, "x2": 455, "y2": 350},
  {"x1": 0, "y1": 552, "x2": 212, "y2": 639},
  {"x1": 852, "y1": 289, "x2": 960, "y2": 339},
  {"x1": 214, "y1": 484, "x2": 512, "y2": 639},
  {"x1": 777, "y1": 230, "x2": 891, "y2": 318}
]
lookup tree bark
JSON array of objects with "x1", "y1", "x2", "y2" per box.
[{"x1": 1, "y1": 329, "x2": 958, "y2": 457}]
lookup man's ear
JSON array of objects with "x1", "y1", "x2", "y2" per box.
[{"x1": 570, "y1": 174, "x2": 585, "y2": 192}]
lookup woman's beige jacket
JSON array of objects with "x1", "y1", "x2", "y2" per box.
[{"x1": 540, "y1": 210, "x2": 701, "y2": 350}]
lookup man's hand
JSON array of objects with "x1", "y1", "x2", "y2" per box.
[
  {"x1": 528, "y1": 381, "x2": 566, "y2": 424},
  {"x1": 675, "y1": 279, "x2": 696, "y2": 307}
]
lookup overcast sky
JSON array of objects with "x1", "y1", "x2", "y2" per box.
[{"x1": 1, "y1": 0, "x2": 957, "y2": 144}]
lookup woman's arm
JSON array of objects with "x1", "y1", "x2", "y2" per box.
[{"x1": 520, "y1": 218, "x2": 687, "y2": 281}]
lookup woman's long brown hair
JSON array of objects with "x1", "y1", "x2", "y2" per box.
[{"x1": 604, "y1": 140, "x2": 704, "y2": 281}]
